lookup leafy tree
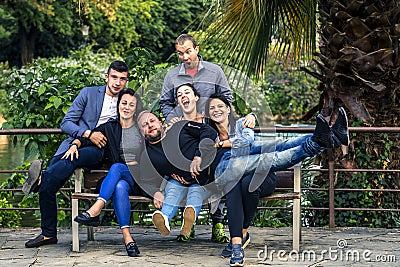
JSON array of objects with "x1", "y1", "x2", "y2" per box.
[
  {"x1": 199, "y1": 0, "x2": 317, "y2": 80},
  {"x1": 0, "y1": 0, "x2": 82, "y2": 66},
  {"x1": 83, "y1": 0, "x2": 160, "y2": 56},
  {"x1": 0, "y1": 7, "x2": 17, "y2": 65},
  {"x1": 155, "y1": 0, "x2": 211, "y2": 62},
  {"x1": 0, "y1": 0, "x2": 211, "y2": 67}
]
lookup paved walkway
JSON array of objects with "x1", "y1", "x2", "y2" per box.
[{"x1": 0, "y1": 226, "x2": 399, "y2": 266}]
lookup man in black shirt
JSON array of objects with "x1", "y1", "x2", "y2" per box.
[{"x1": 137, "y1": 111, "x2": 223, "y2": 238}]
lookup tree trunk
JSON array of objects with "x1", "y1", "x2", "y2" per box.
[
  {"x1": 19, "y1": 22, "x2": 38, "y2": 66},
  {"x1": 303, "y1": 0, "x2": 400, "y2": 228}
]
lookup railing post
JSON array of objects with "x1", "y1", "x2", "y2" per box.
[
  {"x1": 328, "y1": 149, "x2": 335, "y2": 229},
  {"x1": 72, "y1": 168, "x2": 82, "y2": 252}
]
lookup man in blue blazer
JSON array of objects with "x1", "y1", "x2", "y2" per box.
[{"x1": 24, "y1": 60, "x2": 129, "y2": 248}]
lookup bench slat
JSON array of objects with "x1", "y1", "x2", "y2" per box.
[
  {"x1": 260, "y1": 193, "x2": 300, "y2": 201},
  {"x1": 71, "y1": 193, "x2": 152, "y2": 202}
]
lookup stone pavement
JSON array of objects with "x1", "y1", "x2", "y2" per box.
[{"x1": 0, "y1": 226, "x2": 399, "y2": 266}]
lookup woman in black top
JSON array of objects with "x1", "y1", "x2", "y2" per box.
[{"x1": 63, "y1": 88, "x2": 144, "y2": 257}]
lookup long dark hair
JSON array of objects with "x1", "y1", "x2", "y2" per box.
[
  {"x1": 204, "y1": 94, "x2": 237, "y2": 134},
  {"x1": 117, "y1": 88, "x2": 143, "y2": 121}
]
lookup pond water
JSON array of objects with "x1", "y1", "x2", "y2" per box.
[{"x1": 0, "y1": 135, "x2": 25, "y2": 184}]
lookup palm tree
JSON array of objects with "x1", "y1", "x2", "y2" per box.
[
  {"x1": 202, "y1": 0, "x2": 400, "y2": 125},
  {"x1": 202, "y1": 0, "x2": 400, "y2": 227},
  {"x1": 200, "y1": 0, "x2": 317, "y2": 80}
]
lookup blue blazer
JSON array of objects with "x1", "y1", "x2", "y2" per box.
[{"x1": 55, "y1": 85, "x2": 106, "y2": 156}]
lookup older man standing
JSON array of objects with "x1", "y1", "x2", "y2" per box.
[{"x1": 159, "y1": 33, "x2": 232, "y2": 243}]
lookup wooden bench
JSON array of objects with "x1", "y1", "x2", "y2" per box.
[
  {"x1": 71, "y1": 164, "x2": 301, "y2": 252},
  {"x1": 71, "y1": 168, "x2": 152, "y2": 252},
  {"x1": 259, "y1": 164, "x2": 301, "y2": 252}
]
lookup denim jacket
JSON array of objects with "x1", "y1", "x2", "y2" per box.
[{"x1": 225, "y1": 116, "x2": 255, "y2": 157}]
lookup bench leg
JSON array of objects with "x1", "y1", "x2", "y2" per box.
[
  {"x1": 72, "y1": 198, "x2": 80, "y2": 252},
  {"x1": 87, "y1": 226, "x2": 94, "y2": 241},
  {"x1": 292, "y1": 197, "x2": 301, "y2": 252}
]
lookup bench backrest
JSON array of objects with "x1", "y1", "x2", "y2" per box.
[{"x1": 80, "y1": 167, "x2": 298, "y2": 193}]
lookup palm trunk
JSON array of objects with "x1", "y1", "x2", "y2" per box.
[{"x1": 304, "y1": 0, "x2": 400, "y2": 227}]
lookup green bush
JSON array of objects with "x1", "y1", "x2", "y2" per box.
[
  {"x1": 0, "y1": 162, "x2": 27, "y2": 227},
  {"x1": 2, "y1": 48, "x2": 117, "y2": 162},
  {"x1": 261, "y1": 65, "x2": 320, "y2": 123},
  {"x1": 308, "y1": 130, "x2": 400, "y2": 228},
  {"x1": 0, "y1": 198, "x2": 21, "y2": 227}
]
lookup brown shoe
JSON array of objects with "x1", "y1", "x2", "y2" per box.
[
  {"x1": 152, "y1": 210, "x2": 170, "y2": 236},
  {"x1": 181, "y1": 206, "x2": 196, "y2": 237},
  {"x1": 22, "y1": 159, "x2": 42, "y2": 195}
]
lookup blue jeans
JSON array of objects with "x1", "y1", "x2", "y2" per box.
[
  {"x1": 161, "y1": 179, "x2": 211, "y2": 221},
  {"x1": 39, "y1": 146, "x2": 104, "y2": 237},
  {"x1": 215, "y1": 134, "x2": 323, "y2": 193},
  {"x1": 98, "y1": 163, "x2": 139, "y2": 228}
]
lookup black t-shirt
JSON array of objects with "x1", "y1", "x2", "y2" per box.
[{"x1": 139, "y1": 120, "x2": 220, "y2": 196}]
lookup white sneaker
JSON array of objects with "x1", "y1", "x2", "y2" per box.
[
  {"x1": 181, "y1": 205, "x2": 196, "y2": 237},
  {"x1": 152, "y1": 210, "x2": 170, "y2": 236}
]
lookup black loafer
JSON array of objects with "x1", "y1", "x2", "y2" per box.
[
  {"x1": 25, "y1": 234, "x2": 57, "y2": 248},
  {"x1": 125, "y1": 241, "x2": 140, "y2": 257},
  {"x1": 74, "y1": 211, "x2": 100, "y2": 227}
]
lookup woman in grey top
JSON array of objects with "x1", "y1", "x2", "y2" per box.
[{"x1": 63, "y1": 89, "x2": 144, "y2": 257}]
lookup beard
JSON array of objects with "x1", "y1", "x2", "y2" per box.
[{"x1": 146, "y1": 129, "x2": 162, "y2": 143}]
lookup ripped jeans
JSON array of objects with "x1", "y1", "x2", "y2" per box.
[{"x1": 215, "y1": 134, "x2": 323, "y2": 193}]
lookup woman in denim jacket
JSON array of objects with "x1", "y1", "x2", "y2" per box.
[{"x1": 204, "y1": 94, "x2": 349, "y2": 267}]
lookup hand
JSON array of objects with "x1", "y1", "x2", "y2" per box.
[
  {"x1": 190, "y1": 156, "x2": 202, "y2": 178},
  {"x1": 243, "y1": 114, "x2": 256, "y2": 129},
  {"x1": 169, "y1": 117, "x2": 181, "y2": 124},
  {"x1": 61, "y1": 145, "x2": 79, "y2": 161},
  {"x1": 89, "y1": 131, "x2": 107, "y2": 148},
  {"x1": 171, "y1": 174, "x2": 189, "y2": 185},
  {"x1": 153, "y1": 191, "x2": 165, "y2": 209}
]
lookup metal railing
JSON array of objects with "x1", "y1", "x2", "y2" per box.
[{"x1": 1, "y1": 127, "x2": 400, "y2": 228}]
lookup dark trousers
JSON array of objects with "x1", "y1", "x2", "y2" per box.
[
  {"x1": 226, "y1": 171, "x2": 276, "y2": 238},
  {"x1": 39, "y1": 146, "x2": 104, "y2": 237}
]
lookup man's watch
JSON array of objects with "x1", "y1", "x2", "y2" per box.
[
  {"x1": 70, "y1": 142, "x2": 79, "y2": 149},
  {"x1": 218, "y1": 141, "x2": 224, "y2": 148}
]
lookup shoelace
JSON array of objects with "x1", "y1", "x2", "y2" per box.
[{"x1": 232, "y1": 247, "x2": 243, "y2": 258}]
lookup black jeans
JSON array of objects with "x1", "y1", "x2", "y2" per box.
[{"x1": 226, "y1": 171, "x2": 276, "y2": 238}]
